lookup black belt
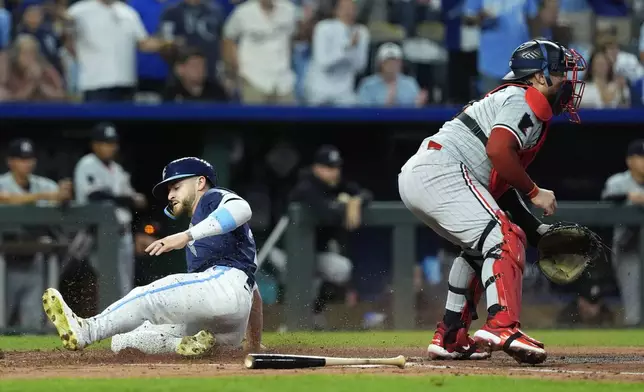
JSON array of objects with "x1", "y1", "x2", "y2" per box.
[
  {"x1": 456, "y1": 112, "x2": 488, "y2": 146},
  {"x1": 194, "y1": 263, "x2": 255, "y2": 291}
]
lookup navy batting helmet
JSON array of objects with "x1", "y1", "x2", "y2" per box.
[
  {"x1": 503, "y1": 39, "x2": 587, "y2": 123},
  {"x1": 152, "y1": 157, "x2": 216, "y2": 218}
]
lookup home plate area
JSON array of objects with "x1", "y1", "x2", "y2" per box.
[{"x1": 2, "y1": 346, "x2": 644, "y2": 382}]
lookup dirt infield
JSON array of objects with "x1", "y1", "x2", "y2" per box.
[{"x1": 2, "y1": 346, "x2": 644, "y2": 382}]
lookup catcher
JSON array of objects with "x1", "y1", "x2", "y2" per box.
[{"x1": 398, "y1": 39, "x2": 600, "y2": 364}]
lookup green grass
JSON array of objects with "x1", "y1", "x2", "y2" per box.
[
  {"x1": 0, "y1": 375, "x2": 641, "y2": 392},
  {"x1": 3, "y1": 329, "x2": 644, "y2": 352}
]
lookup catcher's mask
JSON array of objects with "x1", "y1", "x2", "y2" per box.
[{"x1": 503, "y1": 39, "x2": 587, "y2": 123}]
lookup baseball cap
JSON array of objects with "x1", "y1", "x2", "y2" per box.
[
  {"x1": 91, "y1": 122, "x2": 119, "y2": 143},
  {"x1": 314, "y1": 145, "x2": 343, "y2": 168},
  {"x1": 627, "y1": 139, "x2": 644, "y2": 157},
  {"x1": 7, "y1": 138, "x2": 36, "y2": 159},
  {"x1": 376, "y1": 42, "x2": 403, "y2": 63}
]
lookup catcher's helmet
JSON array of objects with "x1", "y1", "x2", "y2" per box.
[
  {"x1": 152, "y1": 157, "x2": 216, "y2": 219},
  {"x1": 503, "y1": 39, "x2": 587, "y2": 123}
]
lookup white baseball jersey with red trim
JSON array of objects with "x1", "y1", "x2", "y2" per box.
[{"x1": 419, "y1": 85, "x2": 546, "y2": 191}]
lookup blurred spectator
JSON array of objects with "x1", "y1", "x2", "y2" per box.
[
  {"x1": 599, "y1": 28, "x2": 644, "y2": 88},
  {"x1": 463, "y1": 0, "x2": 538, "y2": 94},
  {"x1": 74, "y1": 123, "x2": 147, "y2": 296},
  {"x1": 535, "y1": 0, "x2": 571, "y2": 44},
  {"x1": 160, "y1": 0, "x2": 225, "y2": 84},
  {"x1": 601, "y1": 139, "x2": 644, "y2": 326},
  {"x1": 556, "y1": 0, "x2": 592, "y2": 71},
  {"x1": 3, "y1": 34, "x2": 65, "y2": 101},
  {"x1": 304, "y1": 0, "x2": 369, "y2": 106},
  {"x1": 222, "y1": 0, "x2": 297, "y2": 104},
  {"x1": 292, "y1": 0, "x2": 319, "y2": 103},
  {"x1": 580, "y1": 50, "x2": 630, "y2": 109},
  {"x1": 58, "y1": 42, "x2": 78, "y2": 99},
  {"x1": 162, "y1": 47, "x2": 228, "y2": 101},
  {"x1": 267, "y1": 145, "x2": 373, "y2": 329},
  {"x1": 390, "y1": 0, "x2": 440, "y2": 38},
  {"x1": 63, "y1": 0, "x2": 175, "y2": 102},
  {"x1": 128, "y1": 0, "x2": 181, "y2": 95},
  {"x1": 536, "y1": 0, "x2": 557, "y2": 39},
  {"x1": 356, "y1": 42, "x2": 426, "y2": 107},
  {"x1": 443, "y1": 0, "x2": 479, "y2": 104},
  {"x1": 640, "y1": 21, "x2": 644, "y2": 64},
  {"x1": 0, "y1": 0, "x2": 10, "y2": 85},
  {"x1": 0, "y1": 138, "x2": 72, "y2": 330},
  {"x1": 16, "y1": 3, "x2": 64, "y2": 76}
]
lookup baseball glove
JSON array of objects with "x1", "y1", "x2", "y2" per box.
[{"x1": 536, "y1": 222, "x2": 606, "y2": 285}]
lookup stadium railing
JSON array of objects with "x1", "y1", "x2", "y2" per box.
[
  {"x1": 0, "y1": 205, "x2": 121, "y2": 334},
  {"x1": 285, "y1": 201, "x2": 644, "y2": 331}
]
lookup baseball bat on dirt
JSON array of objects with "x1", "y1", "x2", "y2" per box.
[{"x1": 244, "y1": 353, "x2": 406, "y2": 369}]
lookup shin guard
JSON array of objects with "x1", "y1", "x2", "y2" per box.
[
  {"x1": 445, "y1": 254, "x2": 484, "y2": 330},
  {"x1": 482, "y1": 211, "x2": 527, "y2": 327}
]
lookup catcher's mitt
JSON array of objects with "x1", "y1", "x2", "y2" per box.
[{"x1": 536, "y1": 222, "x2": 606, "y2": 285}]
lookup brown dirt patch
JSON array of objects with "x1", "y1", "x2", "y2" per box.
[{"x1": 2, "y1": 346, "x2": 644, "y2": 382}]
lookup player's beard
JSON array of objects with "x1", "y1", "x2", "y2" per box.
[
  {"x1": 168, "y1": 191, "x2": 197, "y2": 218},
  {"x1": 180, "y1": 191, "x2": 197, "y2": 217}
]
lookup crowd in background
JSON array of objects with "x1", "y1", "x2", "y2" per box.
[{"x1": 0, "y1": 0, "x2": 642, "y2": 107}]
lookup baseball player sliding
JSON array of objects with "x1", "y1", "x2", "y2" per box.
[
  {"x1": 398, "y1": 39, "x2": 586, "y2": 364},
  {"x1": 43, "y1": 157, "x2": 263, "y2": 355}
]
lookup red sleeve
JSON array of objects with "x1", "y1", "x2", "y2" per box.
[{"x1": 487, "y1": 127, "x2": 539, "y2": 199}]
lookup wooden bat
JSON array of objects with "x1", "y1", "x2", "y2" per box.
[{"x1": 244, "y1": 353, "x2": 406, "y2": 369}]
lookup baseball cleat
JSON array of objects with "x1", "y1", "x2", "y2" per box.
[
  {"x1": 176, "y1": 330, "x2": 215, "y2": 357},
  {"x1": 42, "y1": 288, "x2": 87, "y2": 351},
  {"x1": 473, "y1": 323, "x2": 546, "y2": 365},
  {"x1": 427, "y1": 322, "x2": 491, "y2": 360}
]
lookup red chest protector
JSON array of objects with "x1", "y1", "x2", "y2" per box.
[{"x1": 481, "y1": 83, "x2": 553, "y2": 199}]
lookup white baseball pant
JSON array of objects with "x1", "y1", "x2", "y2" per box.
[
  {"x1": 81, "y1": 265, "x2": 252, "y2": 353},
  {"x1": 398, "y1": 148, "x2": 508, "y2": 317}
]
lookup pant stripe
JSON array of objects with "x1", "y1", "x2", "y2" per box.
[
  {"x1": 101, "y1": 266, "x2": 231, "y2": 316},
  {"x1": 460, "y1": 163, "x2": 497, "y2": 220}
]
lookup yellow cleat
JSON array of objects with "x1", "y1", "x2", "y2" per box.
[
  {"x1": 176, "y1": 330, "x2": 215, "y2": 357},
  {"x1": 42, "y1": 288, "x2": 87, "y2": 351}
]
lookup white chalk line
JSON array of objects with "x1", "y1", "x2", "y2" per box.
[
  {"x1": 403, "y1": 362, "x2": 644, "y2": 377},
  {"x1": 339, "y1": 363, "x2": 644, "y2": 377},
  {"x1": 81, "y1": 362, "x2": 644, "y2": 377}
]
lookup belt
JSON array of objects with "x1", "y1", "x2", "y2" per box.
[
  {"x1": 195, "y1": 263, "x2": 255, "y2": 292},
  {"x1": 456, "y1": 112, "x2": 489, "y2": 146}
]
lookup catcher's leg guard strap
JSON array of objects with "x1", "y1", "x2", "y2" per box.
[
  {"x1": 477, "y1": 220, "x2": 499, "y2": 253},
  {"x1": 444, "y1": 256, "x2": 484, "y2": 329},
  {"x1": 481, "y1": 211, "x2": 527, "y2": 327}
]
